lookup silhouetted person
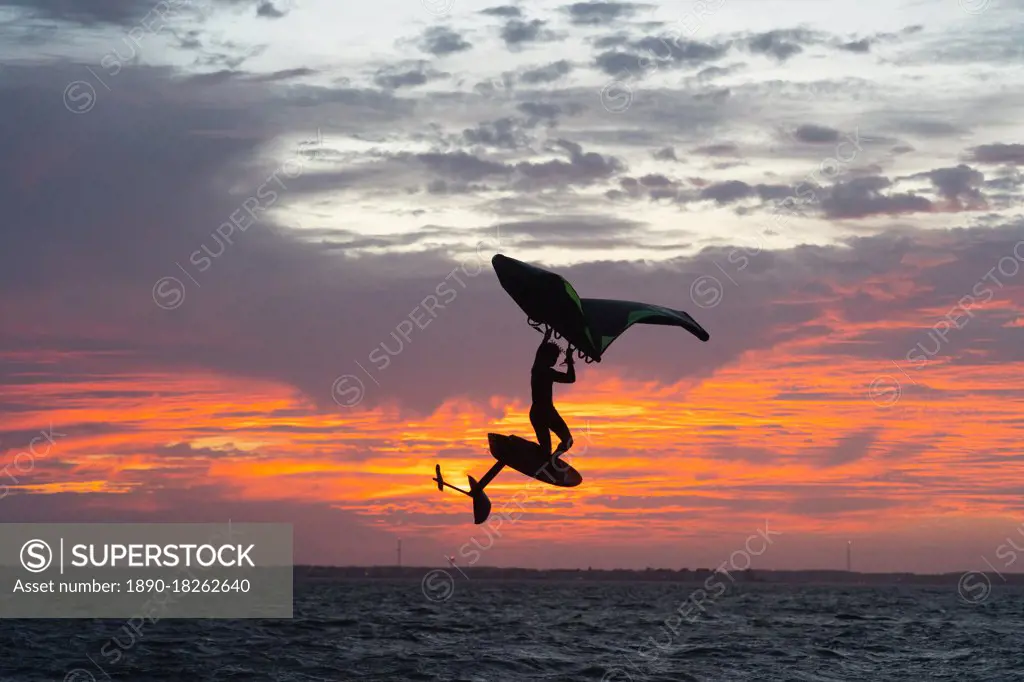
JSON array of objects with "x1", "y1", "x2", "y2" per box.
[{"x1": 530, "y1": 328, "x2": 575, "y2": 457}]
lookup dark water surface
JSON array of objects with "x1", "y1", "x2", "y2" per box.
[{"x1": 3, "y1": 580, "x2": 1023, "y2": 681}]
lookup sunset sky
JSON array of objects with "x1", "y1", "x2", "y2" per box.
[{"x1": 2, "y1": 0, "x2": 1023, "y2": 573}]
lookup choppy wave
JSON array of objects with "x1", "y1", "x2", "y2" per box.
[{"x1": 2, "y1": 581, "x2": 1021, "y2": 681}]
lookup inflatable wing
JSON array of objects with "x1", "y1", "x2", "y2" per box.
[
  {"x1": 580, "y1": 298, "x2": 709, "y2": 359},
  {"x1": 491, "y1": 253, "x2": 601, "y2": 358},
  {"x1": 491, "y1": 253, "x2": 709, "y2": 362}
]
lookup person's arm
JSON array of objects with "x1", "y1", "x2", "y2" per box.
[{"x1": 552, "y1": 346, "x2": 576, "y2": 383}]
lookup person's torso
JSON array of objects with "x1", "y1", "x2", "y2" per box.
[{"x1": 531, "y1": 367, "x2": 553, "y2": 406}]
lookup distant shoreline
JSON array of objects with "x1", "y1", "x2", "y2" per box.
[{"x1": 292, "y1": 566, "x2": 1024, "y2": 586}]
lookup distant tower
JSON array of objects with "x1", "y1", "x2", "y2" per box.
[
  {"x1": 397, "y1": 539, "x2": 402, "y2": 568},
  {"x1": 846, "y1": 541, "x2": 852, "y2": 572}
]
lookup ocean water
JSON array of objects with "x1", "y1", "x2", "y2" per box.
[{"x1": 3, "y1": 579, "x2": 1023, "y2": 681}]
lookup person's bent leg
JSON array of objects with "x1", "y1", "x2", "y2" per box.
[
  {"x1": 551, "y1": 409, "x2": 572, "y2": 455},
  {"x1": 530, "y1": 406, "x2": 553, "y2": 456}
]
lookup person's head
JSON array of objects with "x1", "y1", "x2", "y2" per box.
[{"x1": 535, "y1": 341, "x2": 561, "y2": 367}]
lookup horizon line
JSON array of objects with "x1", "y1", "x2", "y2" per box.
[{"x1": 291, "y1": 565, "x2": 1024, "y2": 577}]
